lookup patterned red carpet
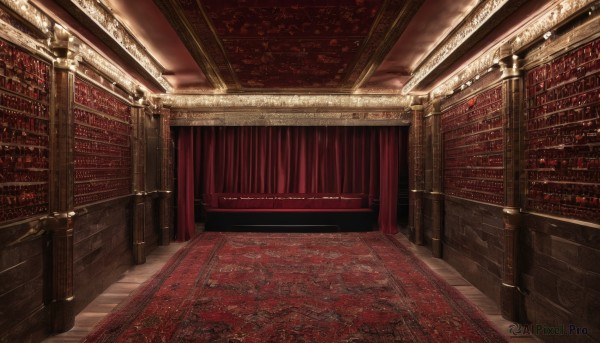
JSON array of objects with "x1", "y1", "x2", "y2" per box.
[{"x1": 84, "y1": 232, "x2": 507, "y2": 342}]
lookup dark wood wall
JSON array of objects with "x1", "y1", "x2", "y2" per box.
[
  {"x1": 516, "y1": 22, "x2": 600, "y2": 341},
  {"x1": 145, "y1": 115, "x2": 161, "y2": 252},
  {"x1": 443, "y1": 198, "x2": 504, "y2": 305},
  {"x1": 521, "y1": 214, "x2": 599, "y2": 342},
  {"x1": 417, "y1": 14, "x2": 600, "y2": 341},
  {"x1": 0, "y1": 222, "x2": 47, "y2": 343},
  {"x1": 0, "y1": 9, "x2": 168, "y2": 342},
  {"x1": 72, "y1": 198, "x2": 133, "y2": 314},
  {"x1": 0, "y1": 22, "x2": 52, "y2": 342},
  {"x1": 430, "y1": 73, "x2": 506, "y2": 305},
  {"x1": 422, "y1": 114, "x2": 434, "y2": 246}
]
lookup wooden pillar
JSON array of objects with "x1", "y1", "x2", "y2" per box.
[
  {"x1": 499, "y1": 51, "x2": 524, "y2": 322},
  {"x1": 157, "y1": 103, "x2": 172, "y2": 245},
  {"x1": 47, "y1": 25, "x2": 78, "y2": 333},
  {"x1": 430, "y1": 99, "x2": 444, "y2": 258},
  {"x1": 132, "y1": 93, "x2": 147, "y2": 264},
  {"x1": 409, "y1": 97, "x2": 425, "y2": 244}
]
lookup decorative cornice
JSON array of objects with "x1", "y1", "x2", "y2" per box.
[
  {"x1": 0, "y1": 16, "x2": 52, "y2": 60},
  {"x1": 0, "y1": 0, "x2": 51, "y2": 35},
  {"x1": 348, "y1": 0, "x2": 425, "y2": 89},
  {"x1": 430, "y1": 48, "x2": 497, "y2": 98},
  {"x1": 511, "y1": 0, "x2": 597, "y2": 52},
  {"x1": 55, "y1": 0, "x2": 172, "y2": 92},
  {"x1": 153, "y1": 0, "x2": 230, "y2": 91},
  {"x1": 524, "y1": 14, "x2": 600, "y2": 68},
  {"x1": 77, "y1": 42, "x2": 138, "y2": 94},
  {"x1": 0, "y1": 3, "x2": 159, "y2": 97},
  {"x1": 170, "y1": 111, "x2": 411, "y2": 127},
  {"x1": 403, "y1": 0, "x2": 510, "y2": 94},
  {"x1": 430, "y1": 0, "x2": 597, "y2": 98},
  {"x1": 162, "y1": 94, "x2": 412, "y2": 111}
]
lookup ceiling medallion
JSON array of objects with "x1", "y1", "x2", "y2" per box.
[
  {"x1": 162, "y1": 94, "x2": 412, "y2": 111},
  {"x1": 65, "y1": 0, "x2": 171, "y2": 92},
  {"x1": 403, "y1": 0, "x2": 509, "y2": 94},
  {"x1": 430, "y1": 0, "x2": 596, "y2": 97}
]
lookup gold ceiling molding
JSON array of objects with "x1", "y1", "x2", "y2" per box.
[
  {"x1": 511, "y1": 0, "x2": 598, "y2": 51},
  {"x1": 402, "y1": 0, "x2": 510, "y2": 94},
  {"x1": 0, "y1": 5, "x2": 152, "y2": 96},
  {"x1": 430, "y1": 47, "x2": 497, "y2": 98},
  {"x1": 0, "y1": 16, "x2": 52, "y2": 59},
  {"x1": 430, "y1": 0, "x2": 597, "y2": 98},
  {"x1": 0, "y1": 0, "x2": 51, "y2": 35},
  {"x1": 154, "y1": 0, "x2": 228, "y2": 91},
  {"x1": 161, "y1": 94, "x2": 412, "y2": 111},
  {"x1": 54, "y1": 0, "x2": 172, "y2": 92},
  {"x1": 348, "y1": 0, "x2": 425, "y2": 89},
  {"x1": 79, "y1": 43, "x2": 139, "y2": 95},
  {"x1": 524, "y1": 14, "x2": 600, "y2": 68},
  {"x1": 170, "y1": 111, "x2": 411, "y2": 127}
]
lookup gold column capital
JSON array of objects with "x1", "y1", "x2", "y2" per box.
[
  {"x1": 410, "y1": 95, "x2": 426, "y2": 111},
  {"x1": 50, "y1": 25, "x2": 80, "y2": 70},
  {"x1": 498, "y1": 53, "x2": 523, "y2": 80}
]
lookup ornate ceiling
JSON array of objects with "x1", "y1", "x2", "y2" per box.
[
  {"x1": 26, "y1": 0, "x2": 574, "y2": 95},
  {"x1": 154, "y1": 0, "x2": 422, "y2": 92}
]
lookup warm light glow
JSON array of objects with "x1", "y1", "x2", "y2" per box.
[
  {"x1": 0, "y1": 0, "x2": 51, "y2": 34},
  {"x1": 403, "y1": 0, "x2": 510, "y2": 94},
  {"x1": 429, "y1": 0, "x2": 595, "y2": 98},
  {"x1": 163, "y1": 94, "x2": 412, "y2": 110},
  {"x1": 67, "y1": 0, "x2": 172, "y2": 92}
]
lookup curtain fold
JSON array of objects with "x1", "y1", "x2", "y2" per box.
[
  {"x1": 378, "y1": 127, "x2": 400, "y2": 234},
  {"x1": 178, "y1": 126, "x2": 406, "y2": 238},
  {"x1": 193, "y1": 126, "x2": 381, "y2": 195},
  {"x1": 176, "y1": 127, "x2": 195, "y2": 241}
]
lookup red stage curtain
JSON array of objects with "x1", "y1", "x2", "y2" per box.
[
  {"x1": 176, "y1": 127, "x2": 195, "y2": 241},
  {"x1": 378, "y1": 127, "x2": 400, "y2": 234},
  {"x1": 176, "y1": 126, "x2": 406, "y2": 239},
  {"x1": 193, "y1": 127, "x2": 380, "y2": 196}
]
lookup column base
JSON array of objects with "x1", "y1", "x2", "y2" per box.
[
  {"x1": 133, "y1": 242, "x2": 146, "y2": 264},
  {"x1": 410, "y1": 190, "x2": 424, "y2": 245},
  {"x1": 408, "y1": 225, "x2": 415, "y2": 243},
  {"x1": 501, "y1": 283, "x2": 522, "y2": 322},
  {"x1": 50, "y1": 297, "x2": 75, "y2": 333},
  {"x1": 160, "y1": 227, "x2": 171, "y2": 246},
  {"x1": 431, "y1": 238, "x2": 442, "y2": 258}
]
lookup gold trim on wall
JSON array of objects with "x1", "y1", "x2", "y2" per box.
[
  {"x1": 170, "y1": 111, "x2": 411, "y2": 127},
  {"x1": 0, "y1": 17, "x2": 52, "y2": 60},
  {"x1": 161, "y1": 93, "x2": 412, "y2": 110},
  {"x1": 0, "y1": 0, "x2": 51, "y2": 35},
  {"x1": 51, "y1": 0, "x2": 172, "y2": 92},
  {"x1": 403, "y1": 0, "x2": 511, "y2": 94},
  {"x1": 165, "y1": 93, "x2": 412, "y2": 126},
  {"x1": 429, "y1": 0, "x2": 597, "y2": 98}
]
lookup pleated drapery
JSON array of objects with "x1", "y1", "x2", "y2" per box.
[
  {"x1": 176, "y1": 127, "x2": 195, "y2": 242},
  {"x1": 177, "y1": 126, "x2": 407, "y2": 238}
]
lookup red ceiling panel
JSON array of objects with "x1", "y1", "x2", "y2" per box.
[
  {"x1": 35, "y1": 0, "x2": 542, "y2": 93},
  {"x1": 158, "y1": 0, "x2": 420, "y2": 91}
]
